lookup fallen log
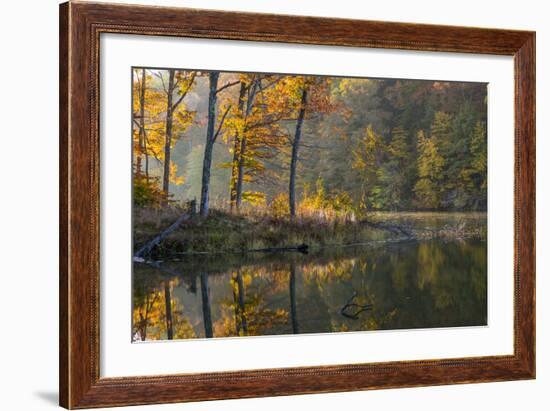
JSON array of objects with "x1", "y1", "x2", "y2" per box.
[
  {"x1": 134, "y1": 212, "x2": 191, "y2": 258},
  {"x1": 248, "y1": 243, "x2": 309, "y2": 254}
]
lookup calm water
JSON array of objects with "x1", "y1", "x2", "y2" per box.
[{"x1": 132, "y1": 238, "x2": 487, "y2": 341}]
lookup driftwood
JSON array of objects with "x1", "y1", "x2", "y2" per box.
[{"x1": 134, "y1": 212, "x2": 192, "y2": 259}]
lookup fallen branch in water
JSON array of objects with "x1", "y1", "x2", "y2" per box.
[
  {"x1": 340, "y1": 291, "x2": 373, "y2": 319},
  {"x1": 158, "y1": 238, "x2": 415, "y2": 260},
  {"x1": 247, "y1": 243, "x2": 309, "y2": 254}
]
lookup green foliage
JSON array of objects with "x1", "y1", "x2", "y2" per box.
[
  {"x1": 413, "y1": 178, "x2": 440, "y2": 209},
  {"x1": 379, "y1": 126, "x2": 413, "y2": 210},
  {"x1": 409, "y1": 113, "x2": 486, "y2": 210},
  {"x1": 431, "y1": 111, "x2": 453, "y2": 150},
  {"x1": 322, "y1": 80, "x2": 487, "y2": 211},
  {"x1": 453, "y1": 121, "x2": 487, "y2": 209},
  {"x1": 414, "y1": 130, "x2": 444, "y2": 209},
  {"x1": 352, "y1": 126, "x2": 385, "y2": 210},
  {"x1": 470, "y1": 121, "x2": 488, "y2": 189},
  {"x1": 353, "y1": 125, "x2": 415, "y2": 210}
]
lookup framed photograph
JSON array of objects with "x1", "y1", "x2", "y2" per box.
[{"x1": 59, "y1": 1, "x2": 535, "y2": 408}]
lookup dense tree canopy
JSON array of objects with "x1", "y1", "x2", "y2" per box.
[{"x1": 132, "y1": 69, "x2": 487, "y2": 213}]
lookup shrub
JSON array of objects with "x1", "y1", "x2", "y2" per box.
[
  {"x1": 270, "y1": 193, "x2": 289, "y2": 218},
  {"x1": 133, "y1": 175, "x2": 164, "y2": 207}
]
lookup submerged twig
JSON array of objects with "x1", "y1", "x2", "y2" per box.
[{"x1": 340, "y1": 291, "x2": 373, "y2": 320}]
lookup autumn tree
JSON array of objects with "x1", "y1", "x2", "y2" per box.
[
  {"x1": 199, "y1": 72, "x2": 236, "y2": 216},
  {"x1": 132, "y1": 68, "x2": 487, "y2": 214},
  {"x1": 156, "y1": 70, "x2": 196, "y2": 199},
  {"x1": 352, "y1": 125, "x2": 385, "y2": 210},
  {"x1": 429, "y1": 111, "x2": 453, "y2": 204},
  {"x1": 376, "y1": 126, "x2": 413, "y2": 210},
  {"x1": 271, "y1": 76, "x2": 334, "y2": 217},
  {"x1": 289, "y1": 83, "x2": 308, "y2": 217},
  {"x1": 132, "y1": 68, "x2": 169, "y2": 206},
  {"x1": 133, "y1": 68, "x2": 148, "y2": 176},
  {"x1": 470, "y1": 121, "x2": 487, "y2": 192},
  {"x1": 132, "y1": 72, "x2": 165, "y2": 169},
  {"x1": 226, "y1": 74, "x2": 261, "y2": 211},
  {"x1": 222, "y1": 74, "x2": 289, "y2": 211},
  {"x1": 228, "y1": 79, "x2": 249, "y2": 211},
  {"x1": 455, "y1": 120, "x2": 487, "y2": 209},
  {"x1": 413, "y1": 130, "x2": 444, "y2": 208}
]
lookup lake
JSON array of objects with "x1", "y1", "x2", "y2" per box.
[{"x1": 132, "y1": 237, "x2": 487, "y2": 341}]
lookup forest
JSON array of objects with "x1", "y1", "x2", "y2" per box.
[
  {"x1": 131, "y1": 68, "x2": 488, "y2": 341},
  {"x1": 132, "y1": 68, "x2": 487, "y2": 256}
]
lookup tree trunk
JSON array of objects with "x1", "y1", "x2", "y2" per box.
[
  {"x1": 144, "y1": 135, "x2": 149, "y2": 179},
  {"x1": 235, "y1": 80, "x2": 259, "y2": 210},
  {"x1": 162, "y1": 70, "x2": 175, "y2": 199},
  {"x1": 200, "y1": 272, "x2": 213, "y2": 338},
  {"x1": 289, "y1": 88, "x2": 308, "y2": 217},
  {"x1": 230, "y1": 82, "x2": 247, "y2": 211},
  {"x1": 137, "y1": 68, "x2": 146, "y2": 175},
  {"x1": 235, "y1": 137, "x2": 247, "y2": 210},
  {"x1": 142, "y1": 69, "x2": 150, "y2": 179},
  {"x1": 199, "y1": 71, "x2": 220, "y2": 217},
  {"x1": 289, "y1": 261, "x2": 299, "y2": 334},
  {"x1": 164, "y1": 282, "x2": 174, "y2": 340}
]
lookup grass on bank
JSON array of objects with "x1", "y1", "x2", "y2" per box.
[
  {"x1": 133, "y1": 204, "x2": 487, "y2": 258},
  {"x1": 133, "y1": 206, "x2": 391, "y2": 257}
]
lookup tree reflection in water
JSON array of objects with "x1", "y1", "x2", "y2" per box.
[{"x1": 132, "y1": 239, "x2": 487, "y2": 341}]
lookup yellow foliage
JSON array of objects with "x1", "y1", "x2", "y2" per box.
[{"x1": 169, "y1": 162, "x2": 185, "y2": 186}]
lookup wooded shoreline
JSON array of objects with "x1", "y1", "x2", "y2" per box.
[
  {"x1": 133, "y1": 69, "x2": 487, "y2": 219},
  {"x1": 133, "y1": 207, "x2": 487, "y2": 260}
]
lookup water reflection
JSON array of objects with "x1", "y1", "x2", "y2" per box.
[{"x1": 132, "y1": 239, "x2": 487, "y2": 341}]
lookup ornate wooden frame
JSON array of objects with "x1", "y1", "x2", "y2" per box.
[{"x1": 59, "y1": 1, "x2": 535, "y2": 408}]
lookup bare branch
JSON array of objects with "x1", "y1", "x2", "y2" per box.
[
  {"x1": 132, "y1": 118, "x2": 142, "y2": 129},
  {"x1": 154, "y1": 71, "x2": 168, "y2": 94},
  {"x1": 171, "y1": 72, "x2": 197, "y2": 111},
  {"x1": 212, "y1": 105, "x2": 232, "y2": 143},
  {"x1": 258, "y1": 77, "x2": 284, "y2": 93},
  {"x1": 216, "y1": 80, "x2": 240, "y2": 94}
]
